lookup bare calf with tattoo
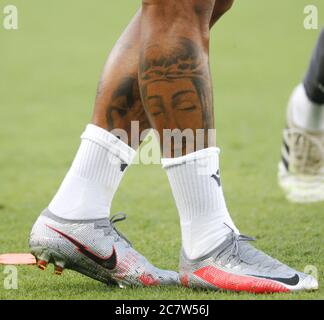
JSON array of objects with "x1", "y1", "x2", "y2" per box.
[
  {"x1": 92, "y1": 2, "x2": 233, "y2": 148},
  {"x1": 92, "y1": 11, "x2": 150, "y2": 148},
  {"x1": 29, "y1": 0, "x2": 318, "y2": 292}
]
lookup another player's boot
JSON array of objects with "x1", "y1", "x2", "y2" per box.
[
  {"x1": 278, "y1": 87, "x2": 324, "y2": 203},
  {"x1": 29, "y1": 209, "x2": 179, "y2": 287},
  {"x1": 179, "y1": 229, "x2": 318, "y2": 293}
]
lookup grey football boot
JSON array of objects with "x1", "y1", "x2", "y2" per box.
[
  {"x1": 29, "y1": 209, "x2": 179, "y2": 287},
  {"x1": 279, "y1": 85, "x2": 324, "y2": 203},
  {"x1": 180, "y1": 230, "x2": 318, "y2": 293}
]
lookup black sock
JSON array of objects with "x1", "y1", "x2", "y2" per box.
[{"x1": 303, "y1": 28, "x2": 324, "y2": 104}]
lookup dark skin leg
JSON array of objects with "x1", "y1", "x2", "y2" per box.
[
  {"x1": 139, "y1": 0, "x2": 228, "y2": 157},
  {"x1": 92, "y1": 11, "x2": 150, "y2": 148},
  {"x1": 92, "y1": 1, "x2": 234, "y2": 150}
]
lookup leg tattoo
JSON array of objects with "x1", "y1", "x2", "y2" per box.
[
  {"x1": 140, "y1": 38, "x2": 213, "y2": 131},
  {"x1": 92, "y1": 11, "x2": 150, "y2": 148},
  {"x1": 93, "y1": 1, "x2": 233, "y2": 150}
]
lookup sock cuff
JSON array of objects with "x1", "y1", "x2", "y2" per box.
[
  {"x1": 289, "y1": 84, "x2": 324, "y2": 132},
  {"x1": 161, "y1": 147, "x2": 220, "y2": 169},
  {"x1": 81, "y1": 124, "x2": 136, "y2": 164}
]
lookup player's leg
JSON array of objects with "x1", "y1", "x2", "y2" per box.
[
  {"x1": 29, "y1": 10, "x2": 178, "y2": 287},
  {"x1": 92, "y1": 0, "x2": 234, "y2": 137},
  {"x1": 139, "y1": 0, "x2": 237, "y2": 254},
  {"x1": 139, "y1": 0, "x2": 218, "y2": 156},
  {"x1": 304, "y1": 29, "x2": 324, "y2": 106},
  {"x1": 139, "y1": 0, "x2": 318, "y2": 293},
  {"x1": 92, "y1": 11, "x2": 150, "y2": 147},
  {"x1": 92, "y1": 1, "x2": 234, "y2": 144},
  {"x1": 279, "y1": 28, "x2": 324, "y2": 203},
  {"x1": 28, "y1": 2, "x2": 233, "y2": 287},
  {"x1": 45, "y1": 2, "x2": 232, "y2": 223}
]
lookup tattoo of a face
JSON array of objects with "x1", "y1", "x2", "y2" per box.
[
  {"x1": 106, "y1": 76, "x2": 150, "y2": 135},
  {"x1": 139, "y1": 37, "x2": 214, "y2": 152}
]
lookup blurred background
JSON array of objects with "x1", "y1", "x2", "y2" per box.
[{"x1": 0, "y1": 0, "x2": 323, "y2": 299}]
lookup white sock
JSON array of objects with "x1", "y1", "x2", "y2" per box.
[
  {"x1": 48, "y1": 124, "x2": 136, "y2": 220},
  {"x1": 162, "y1": 147, "x2": 239, "y2": 260},
  {"x1": 290, "y1": 84, "x2": 324, "y2": 131}
]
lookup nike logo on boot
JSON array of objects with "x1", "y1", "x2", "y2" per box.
[
  {"x1": 250, "y1": 273, "x2": 300, "y2": 286},
  {"x1": 47, "y1": 225, "x2": 117, "y2": 270}
]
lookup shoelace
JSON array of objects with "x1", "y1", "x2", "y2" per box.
[
  {"x1": 228, "y1": 233, "x2": 256, "y2": 264},
  {"x1": 218, "y1": 224, "x2": 255, "y2": 264},
  {"x1": 285, "y1": 128, "x2": 324, "y2": 173},
  {"x1": 109, "y1": 213, "x2": 132, "y2": 247}
]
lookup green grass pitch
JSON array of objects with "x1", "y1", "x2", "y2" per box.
[{"x1": 0, "y1": 0, "x2": 323, "y2": 300}]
